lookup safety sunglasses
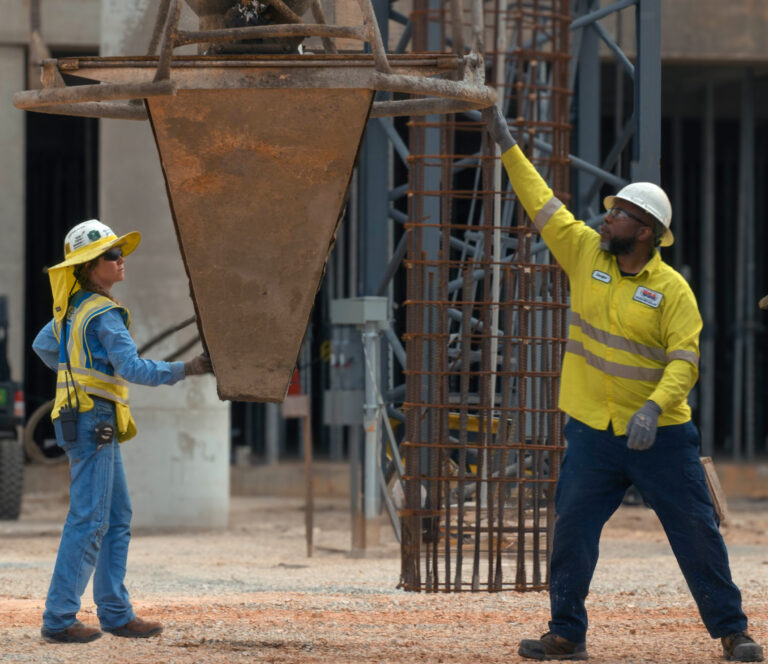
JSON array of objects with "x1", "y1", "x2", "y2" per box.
[
  {"x1": 607, "y1": 207, "x2": 650, "y2": 228},
  {"x1": 100, "y1": 247, "x2": 123, "y2": 261}
]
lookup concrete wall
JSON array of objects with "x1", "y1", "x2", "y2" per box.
[
  {"x1": 101, "y1": 0, "x2": 230, "y2": 529},
  {"x1": 0, "y1": 2, "x2": 101, "y2": 383},
  {"x1": 0, "y1": 1, "x2": 101, "y2": 48},
  {"x1": 604, "y1": 0, "x2": 768, "y2": 64},
  {"x1": 0, "y1": 47, "x2": 25, "y2": 381}
]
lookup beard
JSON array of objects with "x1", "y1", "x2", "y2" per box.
[{"x1": 600, "y1": 234, "x2": 636, "y2": 255}]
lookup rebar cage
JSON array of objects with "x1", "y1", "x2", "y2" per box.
[{"x1": 400, "y1": 0, "x2": 571, "y2": 592}]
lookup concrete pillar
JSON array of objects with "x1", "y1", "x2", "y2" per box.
[
  {"x1": 101, "y1": 0, "x2": 230, "y2": 529},
  {"x1": 0, "y1": 47, "x2": 26, "y2": 381}
]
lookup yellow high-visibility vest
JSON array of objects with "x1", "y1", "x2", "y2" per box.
[
  {"x1": 52, "y1": 292, "x2": 137, "y2": 442},
  {"x1": 501, "y1": 145, "x2": 701, "y2": 435}
]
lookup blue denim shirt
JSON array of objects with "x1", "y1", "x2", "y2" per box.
[{"x1": 33, "y1": 307, "x2": 186, "y2": 386}]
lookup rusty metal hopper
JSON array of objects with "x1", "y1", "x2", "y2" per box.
[
  {"x1": 146, "y1": 84, "x2": 370, "y2": 400},
  {"x1": 13, "y1": 0, "x2": 495, "y2": 402}
]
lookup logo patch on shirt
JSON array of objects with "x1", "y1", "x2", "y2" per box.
[
  {"x1": 633, "y1": 286, "x2": 663, "y2": 308},
  {"x1": 591, "y1": 270, "x2": 611, "y2": 284}
]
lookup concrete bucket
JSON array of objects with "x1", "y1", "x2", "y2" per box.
[{"x1": 14, "y1": 0, "x2": 494, "y2": 402}]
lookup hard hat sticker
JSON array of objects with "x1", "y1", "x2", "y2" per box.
[
  {"x1": 633, "y1": 286, "x2": 663, "y2": 308},
  {"x1": 70, "y1": 232, "x2": 88, "y2": 250}
]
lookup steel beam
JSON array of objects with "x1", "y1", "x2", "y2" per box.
[
  {"x1": 570, "y1": 0, "x2": 636, "y2": 30},
  {"x1": 574, "y1": 0, "x2": 600, "y2": 216},
  {"x1": 733, "y1": 69, "x2": 756, "y2": 461},
  {"x1": 699, "y1": 81, "x2": 715, "y2": 457},
  {"x1": 630, "y1": 0, "x2": 661, "y2": 182}
]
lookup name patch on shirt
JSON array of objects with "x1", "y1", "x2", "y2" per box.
[
  {"x1": 633, "y1": 286, "x2": 663, "y2": 308},
  {"x1": 592, "y1": 270, "x2": 612, "y2": 284}
]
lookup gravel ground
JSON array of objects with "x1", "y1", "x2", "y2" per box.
[{"x1": 1, "y1": 485, "x2": 767, "y2": 663}]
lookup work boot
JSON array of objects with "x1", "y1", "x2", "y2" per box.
[
  {"x1": 722, "y1": 632, "x2": 764, "y2": 662},
  {"x1": 104, "y1": 617, "x2": 163, "y2": 638},
  {"x1": 518, "y1": 632, "x2": 588, "y2": 660},
  {"x1": 41, "y1": 620, "x2": 102, "y2": 644}
]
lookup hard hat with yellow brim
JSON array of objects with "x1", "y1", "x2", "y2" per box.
[{"x1": 47, "y1": 219, "x2": 141, "y2": 322}]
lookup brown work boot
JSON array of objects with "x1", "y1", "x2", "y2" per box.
[
  {"x1": 722, "y1": 632, "x2": 764, "y2": 662},
  {"x1": 104, "y1": 617, "x2": 163, "y2": 638},
  {"x1": 41, "y1": 620, "x2": 102, "y2": 644},
  {"x1": 518, "y1": 632, "x2": 588, "y2": 660}
]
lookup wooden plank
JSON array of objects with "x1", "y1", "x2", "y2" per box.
[{"x1": 701, "y1": 456, "x2": 729, "y2": 524}]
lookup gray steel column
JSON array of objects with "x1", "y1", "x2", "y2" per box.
[
  {"x1": 420, "y1": 0, "x2": 442, "y2": 493},
  {"x1": 575, "y1": 0, "x2": 600, "y2": 216},
  {"x1": 421, "y1": 0, "x2": 442, "y2": 263},
  {"x1": 631, "y1": 0, "x2": 661, "y2": 183},
  {"x1": 355, "y1": 0, "x2": 391, "y2": 547},
  {"x1": 613, "y1": 9, "x2": 624, "y2": 180},
  {"x1": 362, "y1": 321, "x2": 381, "y2": 545},
  {"x1": 0, "y1": 47, "x2": 25, "y2": 383},
  {"x1": 359, "y1": 0, "x2": 390, "y2": 294},
  {"x1": 672, "y1": 106, "x2": 684, "y2": 268},
  {"x1": 699, "y1": 81, "x2": 715, "y2": 457}
]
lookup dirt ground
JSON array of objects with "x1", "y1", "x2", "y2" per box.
[{"x1": 1, "y1": 483, "x2": 767, "y2": 663}]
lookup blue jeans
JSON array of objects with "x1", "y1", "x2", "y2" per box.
[
  {"x1": 44, "y1": 398, "x2": 135, "y2": 632},
  {"x1": 549, "y1": 417, "x2": 747, "y2": 643}
]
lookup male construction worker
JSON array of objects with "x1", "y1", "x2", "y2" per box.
[{"x1": 483, "y1": 106, "x2": 764, "y2": 663}]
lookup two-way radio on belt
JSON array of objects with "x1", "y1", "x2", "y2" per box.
[{"x1": 57, "y1": 310, "x2": 80, "y2": 442}]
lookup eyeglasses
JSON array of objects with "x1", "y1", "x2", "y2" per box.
[
  {"x1": 607, "y1": 207, "x2": 650, "y2": 227},
  {"x1": 100, "y1": 247, "x2": 123, "y2": 261}
]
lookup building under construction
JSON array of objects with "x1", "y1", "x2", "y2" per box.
[{"x1": 1, "y1": 0, "x2": 767, "y2": 590}]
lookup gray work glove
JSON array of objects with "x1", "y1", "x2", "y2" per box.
[
  {"x1": 184, "y1": 353, "x2": 213, "y2": 376},
  {"x1": 626, "y1": 400, "x2": 662, "y2": 450},
  {"x1": 482, "y1": 105, "x2": 517, "y2": 153}
]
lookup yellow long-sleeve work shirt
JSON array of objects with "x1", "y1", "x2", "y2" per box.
[{"x1": 501, "y1": 145, "x2": 701, "y2": 435}]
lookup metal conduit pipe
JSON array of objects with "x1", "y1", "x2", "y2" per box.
[
  {"x1": 383, "y1": 327, "x2": 406, "y2": 369},
  {"x1": 385, "y1": 384, "x2": 406, "y2": 402},
  {"x1": 569, "y1": 0, "x2": 637, "y2": 30}
]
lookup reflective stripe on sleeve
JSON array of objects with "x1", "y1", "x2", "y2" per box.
[
  {"x1": 666, "y1": 349, "x2": 699, "y2": 367},
  {"x1": 533, "y1": 196, "x2": 564, "y2": 231},
  {"x1": 570, "y1": 312, "x2": 666, "y2": 363},
  {"x1": 565, "y1": 339, "x2": 665, "y2": 382}
]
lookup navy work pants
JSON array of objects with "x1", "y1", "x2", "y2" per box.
[{"x1": 549, "y1": 418, "x2": 747, "y2": 643}]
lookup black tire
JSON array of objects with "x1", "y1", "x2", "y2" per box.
[
  {"x1": 0, "y1": 435, "x2": 23, "y2": 520},
  {"x1": 23, "y1": 399, "x2": 65, "y2": 465}
]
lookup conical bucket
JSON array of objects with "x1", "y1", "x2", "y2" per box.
[{"x1": 148, "y1": 84, "x2": 372, "y2": 401}]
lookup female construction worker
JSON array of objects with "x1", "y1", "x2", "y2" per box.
[{"x1": 32, "y1": 219, "x2": 212, "y2": 644}]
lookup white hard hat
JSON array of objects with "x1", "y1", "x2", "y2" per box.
[
  {"x1": 55, "y1": 219, "x2": 141, "y2": 268},
  {"x1": 604, "y1": 182, "x2": 673, "y2": 247}
]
